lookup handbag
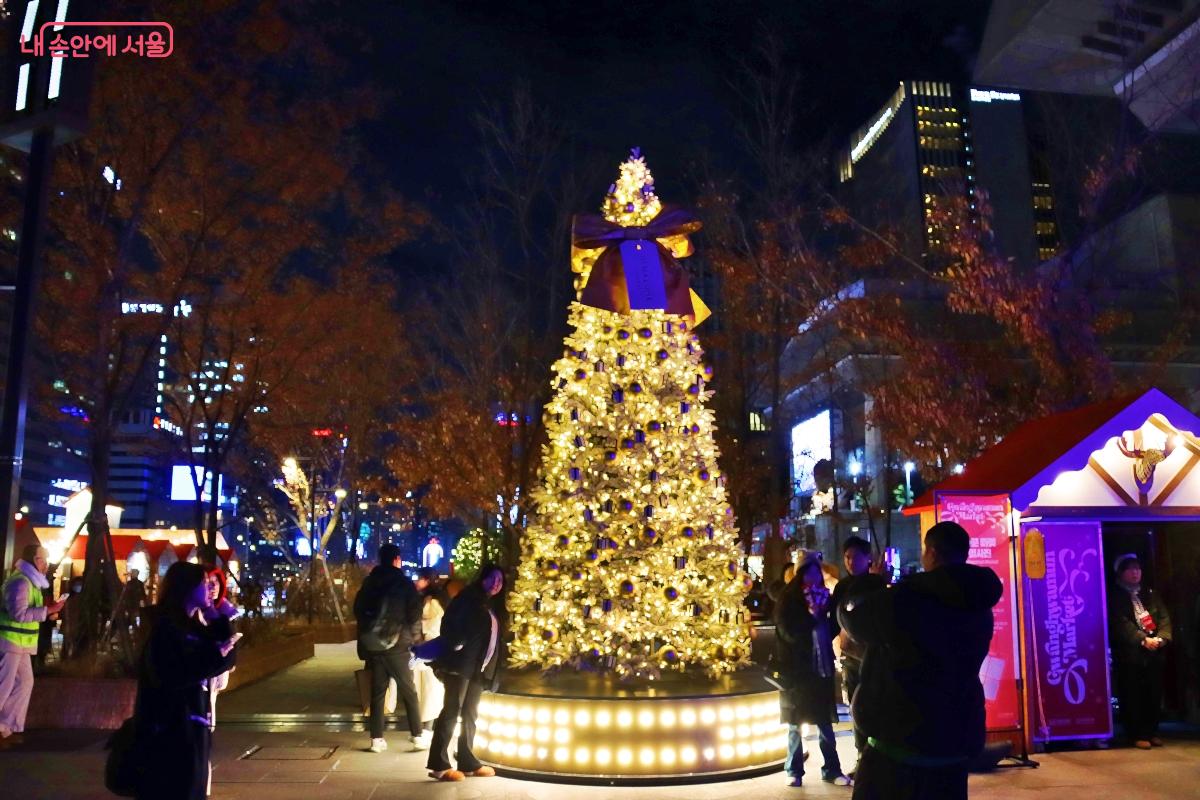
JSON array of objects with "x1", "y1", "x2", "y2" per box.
[
  {"x1": 104, "y1": 717, "x2": 142, "y2": 797},
  {"x1": 359, "y1": 597, "x2": 400, "y2": 653}
]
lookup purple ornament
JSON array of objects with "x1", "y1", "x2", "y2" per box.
[
  {"x1": 648, "y1": 421, "x2": 662, "y2": 432},
  {"x1": 573, "y1": 436, "x2": 583, "y2": 447},
  {"x1": 630, "y1": 382, "x2": 643, "y2": 394},
  {"x1": 613, "y1": 388, "x2": 624, "y2": 404},
  {"x1": 688, "y1": 384, "x2": 700, "y2": 395},
  {"x1": 682, "y1": 526, "x2": 695, "y2": 538},
  {"x1": 605, "y1": 450, "x2": 617, "y2": 461},
  {"x1": 622, "y1": 438, "x2": 634, "y2": 449},
  {"x1": 649, "y1": 470, "x2": 659, "y2": 482},
  {"x1": 625, "y1": 202, "x2": 635, "y2": 213},
  {"x1": 657, "y1": 350, "x2": 669, "y2": 360},
  {"x1": 618, "y1": 329, "x2": 630, "y2": 340},
  {"x1": 602, "y1": 599, "x2": 613, "y2": 613},
  {"x1": 691, "y1": 423, "x2": 699, "y2": 434},
  {"x1": 574, "y1": 369, "x2": 587, "y2": 381},
  {"x1": 583, "y1": 508, "x2": 593, "y2": 521},
  {"x1": 638, "y1": 327, "x2": 652, "y2": 338},
  {"x1": 570, "y1": 409, "x2": 579, "y2": 421},
  {"x1": 621, "y1": 499, "x2": 633, "y2": 511},
  {"x1": 698, "y1": 469, "x2": 710, "y2": 481},
  {"x1": 617, "y1": 355, "x2": 626, "y2": 367},
  {"x1": 644, "y1": 506, "x2": 654, "y2": 519},
  {"x1": 634, "y1": 430, "x2": 645, "y2": 443},
  {"x1": 569, "y1": 467, "x2": 581, "y2": 481},
  {"x1": 680, "y1": 402, "x2": 690, "y2": 414}
]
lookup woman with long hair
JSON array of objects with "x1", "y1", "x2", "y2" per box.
[
  {"x1": 774, "y1": 554, "x2": 851, "y2": 789},
  {"x1": 133, "y1": 561, "x2": 239, "y2": 799}
]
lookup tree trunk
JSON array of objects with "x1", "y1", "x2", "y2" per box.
[{"x1": 317, "y1": 555, "x2": 345, "y2": 625}]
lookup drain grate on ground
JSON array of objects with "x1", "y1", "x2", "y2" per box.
[{"x1": 240, "y1": 745, "x2": 338, "y2": 760}]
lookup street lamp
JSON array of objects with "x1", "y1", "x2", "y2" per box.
[{"x1": 903, "y1": 461, "x2": 915, "y2": 507}]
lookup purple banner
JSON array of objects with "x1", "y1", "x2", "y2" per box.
[
  {"x1": 1024, "y1": 521, "x2": 1113, "y2": 741},
  {"x1": 619, "y1": 240, "x2": 668, "y2": 310}
]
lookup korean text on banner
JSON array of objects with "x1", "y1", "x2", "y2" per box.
[
  {"x1": 1025, "y1": 521, "x2": 1112, "y2": 740},
  {"x1": 936, "y1": 493, "x2": 1020, "y2": 731}
]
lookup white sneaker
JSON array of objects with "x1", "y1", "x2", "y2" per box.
[
  {"x1": 368, "y1": 738, "x2": 387, "y2": 753},
  {"x1": 410, "y1": 731, "x2": 432, "y2": 751}
]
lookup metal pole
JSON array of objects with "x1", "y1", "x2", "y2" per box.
[
  {"x1": 0, "y1": 125, "x2": 54, "y2": 569},
  {"x1": 308, "y1": 462, "x2": 316, "y2": 625}
]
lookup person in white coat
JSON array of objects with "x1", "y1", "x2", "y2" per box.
[{"x1": 413, "y1": 567, "x2": 445, "y2": 730}]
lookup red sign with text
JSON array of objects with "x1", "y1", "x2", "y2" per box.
[{"x1": 936, "y1": 493, "x2": 1020, "y2": 731}]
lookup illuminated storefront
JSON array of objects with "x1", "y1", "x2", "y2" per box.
[{"x1": 908, "y1": 388, "x2": 1200, "y2": 751}]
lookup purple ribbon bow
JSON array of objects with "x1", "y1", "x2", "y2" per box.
[{"x1": 572, "y1": 205, "x2": 702, "y2": 317}]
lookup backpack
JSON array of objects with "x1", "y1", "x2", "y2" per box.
[{"x1": 359, "y1": 596, "x2": 401, "y2": 653}]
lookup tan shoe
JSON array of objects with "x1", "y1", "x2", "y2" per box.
[
  {"x1": 1134, "y1": 740, "x2": 1153, "y2": 750},
  {"x1": 466, "y1": 766, "x2": 496, "y2": 777},
  {"x1": 430, "y1": 769, "x2": 465, "y2": 781},
  {"x1": 1150, "y1": 737, "x2": 1165, "y2": 747}
]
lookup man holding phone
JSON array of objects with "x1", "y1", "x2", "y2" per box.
[{"x1": 0, "y1": 545, "x2": 67, "y2": 748}]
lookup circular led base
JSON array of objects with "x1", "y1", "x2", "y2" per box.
[{"x1": 476, "y1": 670, "x2": 785, "y2": 783}]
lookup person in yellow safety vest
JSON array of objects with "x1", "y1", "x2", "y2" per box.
[{"x1": 0, "y1": 545, "x2": 66, "y2": 748}]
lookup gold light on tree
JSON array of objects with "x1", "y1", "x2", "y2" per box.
[{"x1": 508, "y1": 151, "x2": 751, "y2": 679}]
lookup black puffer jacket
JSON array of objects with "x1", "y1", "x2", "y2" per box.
[
  {"x1": 840, "y1": 563, "x2": 1002, "y2": 761},
  {"x1": 1108, "y1": 584, "x2": 1172, "y2": 667},
  {"x1": 434, "y1": 583, "x2": 500, "y2": 680},
  {"x1": 353, "y1": 564, "x2": 421, "y2": 659}
]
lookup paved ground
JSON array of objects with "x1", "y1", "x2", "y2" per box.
[
  {"x1": 4, "y1": 725, "x2": 1200, "y2": 799},
  {"x1": 8, "y1": 645, "x2": 1199, "y2": 798},
  {"x1": 221, "y1": 642, "x2": 364, "y2": 718}
]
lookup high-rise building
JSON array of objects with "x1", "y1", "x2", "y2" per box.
[
  {"x1": 975, "y1": 0, "x2": 1200, "y2": 134},
  {"x1": 973, "y1": 0, "x2": 1200, "y2": 405},
  {"x1": 838, "y1": 80, "x2": 1052, "y2": 271}
]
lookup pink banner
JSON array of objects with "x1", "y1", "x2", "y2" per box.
[
  {"x1": 936, "y1": 493, "x2": 1021, "y2": 731},
  {"x1": 1024, "y1": 521, "x2": 1113, "y2": 740}
]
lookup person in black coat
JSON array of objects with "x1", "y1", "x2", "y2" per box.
[
  {"x1": 775, "y1": 554, "x2": 851, "y2": 788},
  {"x1": 424, "y1": 563, "x2": 504, "y2": 782},
  {"x1": 830, "y1": 536, "x2": 888, "y2": 767},
  {"x1": 353, "y1": 543, "x2": 424, "y2": 753},
  {"x1": 133, "y1": 561, "x2": 238, "y2": 800},
  {"x1": 840, "y1": 521, "x2": 1002, "y2": 800},
  {"x1": 1107, "y1": 553, "x2": 1172, "y2": 749}
]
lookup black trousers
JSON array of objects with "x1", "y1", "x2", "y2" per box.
[
  {"x1": 427, "y1": 672, "x2": 484, "y2": 773},
  {"x1": 851, "y1": 744, "x2": 967, "y2": 800},
  {"x1": 843, "y1": 657, "x2": 867, "y2": 755},
  {"x1": 1115, "y1": 657, "x2": 1165, "y2": 741},
  {"x1": 368, "y1": 648, "x2": 422, "y2": 738}
]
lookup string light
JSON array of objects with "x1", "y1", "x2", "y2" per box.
[{"x1": 508, "y1": 151, "x2": 752, "y2": 679}]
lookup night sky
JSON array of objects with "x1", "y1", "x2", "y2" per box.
[{"x1": 329, "y1": 1, "x2": 990, "y2": 265}]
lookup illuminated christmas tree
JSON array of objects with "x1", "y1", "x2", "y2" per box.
[{"x1": 507, "y1": 150, "x2": 752, "y2": 679}]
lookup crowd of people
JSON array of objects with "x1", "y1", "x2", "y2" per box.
[
  {"x1": 0, "y1": 522, "x2": 1179, "y2": 797},
  {"x1": 352, "y1": 543, "x2": 504, "y2": 782},
  {"x1": 768, "y1": 525, "x2": 1177, "y2": 798}
]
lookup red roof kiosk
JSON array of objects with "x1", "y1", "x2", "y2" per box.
[{"x1": 908, "y1": 388, "x2": 1200, "y2": 755}]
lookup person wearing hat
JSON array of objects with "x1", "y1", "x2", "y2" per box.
[{"x1": 1107, "y1": 553, "x2": 1172, "y2": 749}]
